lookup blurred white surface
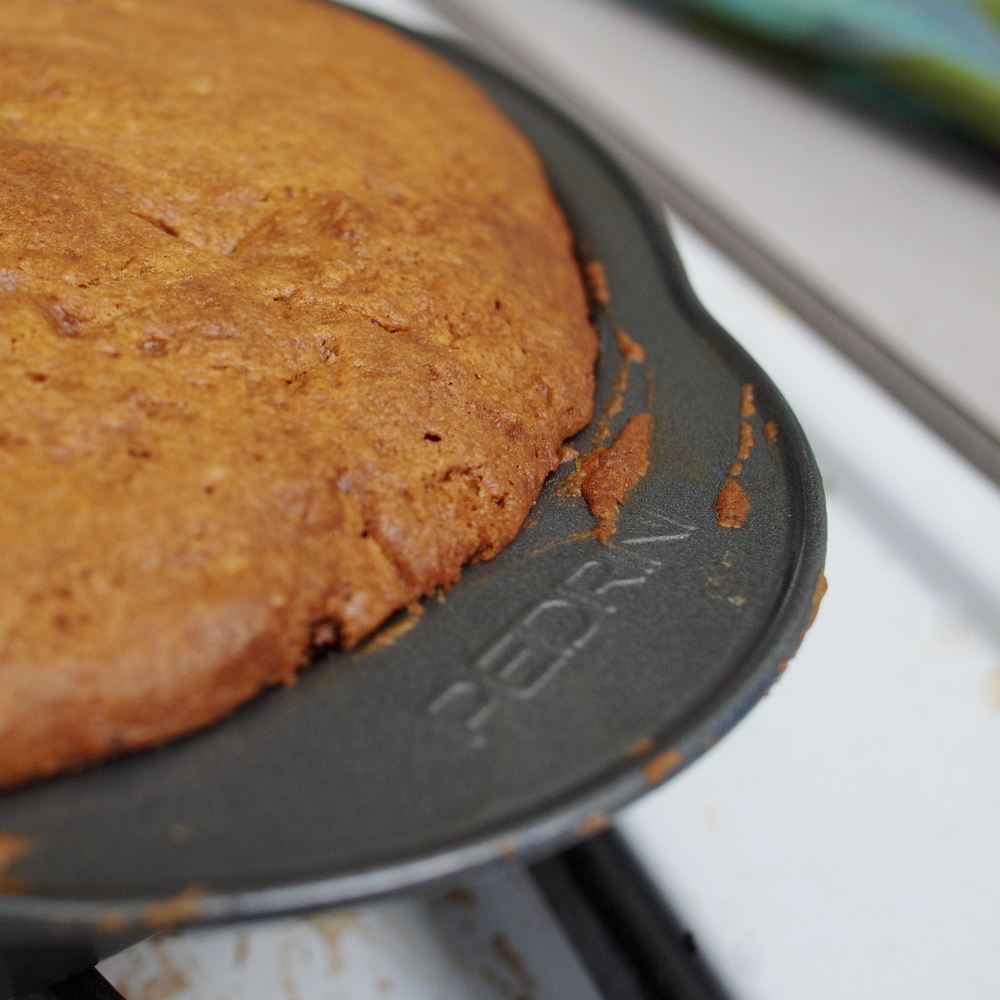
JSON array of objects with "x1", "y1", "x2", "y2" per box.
[
  {"x1": 338, "y1": 0, "x2": 455, "y2": 33},
  {"x1": 100, "y1": 867, "x2": 602, "y2": 1000},
  {"x1": 618, "y1": 217, "x2": 1000, "y2": 1000},
  {"x1": 440, "y1": 0, "x2": 1000, "y2": 440}
]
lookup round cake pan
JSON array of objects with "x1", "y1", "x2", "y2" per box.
[{"x1": 0, "y1": 23, "x2": 826, "y2": 967}]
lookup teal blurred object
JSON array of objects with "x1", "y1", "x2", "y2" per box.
[{"x1": 629, "y1": 0, "x2": 1000, "y2": 148}]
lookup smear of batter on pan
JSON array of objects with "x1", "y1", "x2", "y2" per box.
[
  {"x1": 569, "y1": 413, "x2": 652, "y2": 544},
  {"x1": 561, "y1": 319, "x2": 652, "y2": 541},
  {"x1": 584, "y1": 260, "x2": 611, "y2": 305}
]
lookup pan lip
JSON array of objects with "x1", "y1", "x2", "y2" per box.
[{"x1": 0, "y1": 26, "x2": 827, "y2": 936}]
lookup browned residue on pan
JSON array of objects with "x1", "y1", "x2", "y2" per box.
[
  {"x1": 559, "y1": 316, "x2": 653, "y2": 542},
  {"x1": 715, "y1": 479, "x2": 750, "y2": 529},
  {"x1": 763, "y1": 420, "x2": 779, "y2": 443},
  {"x1": 363, "y1": 600, "x2": 424, "y2": 653},
  {"x1": 715, "y1": 383, "x2": 758, "y2": 529},
  {"x1": 561, "y1": 359, "x2": 629, "y2": 498},
  {"x1": 0, "y1": 832, "x2": 34, "y2": 894},
  {"x1": 562, "y1": 365, "x2": 632, "y2": 503},
  {"x1": 96, "y1": 909, "x2": 129, "y2": 935},
  {"x1": 0, "y1": 833, "x2": 34, "y2": 869},
  {"x1": 627, "y1": 736, "x2": 655, "y2": 758},
  {"x1": 642, "y1": 748, "x2": 682, "y2": 786},
  {"x1": 615, "y1": 328, "x2": 646, "y2": 363},
  {"x1": 0, "y1": 874, "x2": 30, "y2": 894},
  {"x1": 527, "y1": 528, "x2": 598, "y2": 559},
  {"x1": 497, "y1": 837, "x2": 517, "y2": 859},
  {"x1": 775, "y1": 571, "x2": 829, "y2": 678},
  {"x1": 573, "y1": 414, "x2": 652, "y2": 544},
  {"x1": 602, "y1": 366, "x2": 630, "y2": 425},
  {"x1": 584, "y1": 260, "x2": 611, "y2": 305},
  {"x1": 579, "y1": 811, "x2": 610, "y2": 837},
  {"x1": 806, "y1": 572, "x2": 828, "y2": 633},
  {"x1": 138, "y1": 884, "x2": 206, "y2": 929},
  {"x1": 736, "y1": 421, "x2": 754, "y2": 461}
]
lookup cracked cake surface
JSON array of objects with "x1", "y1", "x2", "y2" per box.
[{"x1": 0, "y1": 0, "x2": 597, "y2": 788}]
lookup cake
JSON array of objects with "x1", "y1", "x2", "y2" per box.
[{"x1": 0, "y1": 0, "x2": 597, "y2": 788}]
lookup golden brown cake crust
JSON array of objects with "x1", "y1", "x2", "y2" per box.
[{"x1": 0, "y1": 0, "x2": 597, "y2": 789}]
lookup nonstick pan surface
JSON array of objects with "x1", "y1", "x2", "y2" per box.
[{"x1": 0, "y1": 31, "x2": 826, "y2": 946}]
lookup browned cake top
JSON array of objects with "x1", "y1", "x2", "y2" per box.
[{"x1": 0, "y1": 0, "x2": 597, "y2": 788}]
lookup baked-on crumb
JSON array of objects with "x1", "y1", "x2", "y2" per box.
[
  {"x1": 615, "y1": 328, "x2": 646, "y2": 364},
  {"x1": 584, "y1": 261, "x2": 612, "y2": 305},
  {"x1": 714, "y1": 478, "x2": 751, "y2": 529},
  {"x1": 715, "y1": 383, "x2": 756, "y2": 528},
  {"x1": 737, "y1": 421, "x2": 754, "y2": 461},
  {"x1": 0, "y1": 0, "x2": 597, "y2": 789}
]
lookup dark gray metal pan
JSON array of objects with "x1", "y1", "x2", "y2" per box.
[{"x1": 0, "y1": 25, "x2": 826, "y2": 986}]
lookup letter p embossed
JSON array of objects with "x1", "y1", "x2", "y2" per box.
[{"x1": 477, "y1": 599, "x2": 600, "y2": 700}]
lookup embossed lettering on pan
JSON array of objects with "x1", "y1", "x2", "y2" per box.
[{"x1": 429, "y1": 513, "x2": 696, "y2": 747}]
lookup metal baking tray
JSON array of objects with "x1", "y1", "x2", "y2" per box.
[{"x1": 0, "y1": 26, "x2": 825, "y2": 993}]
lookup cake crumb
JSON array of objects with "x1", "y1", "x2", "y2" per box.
[
  {"x1": 642, "y1": 748, "x2": 682, "y2": 785},
  {"x1": 584, "y1": 260, "x2": 611, "y2": 304},
  {"x1": 615, "y1": 328, "x2": 646, "y2": 363},
  {"x1": 365, "y1": 601, "x2": 424, "y2": 652},
  {"x1": 736, "y1": 421, "x2": 754, "y2": 461},
  {"x1": 579, "y1": 811, "x2": 609, "y2": 836},
  {"x1": 139, "y1": 884, "x2": 205, "y2": 928},
  {"x1": 627, "y1": 736, "x2": 654, "y2": 758},
  {"x1": 603, "y1": 366, "x2": 629, "y2": 423}
]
